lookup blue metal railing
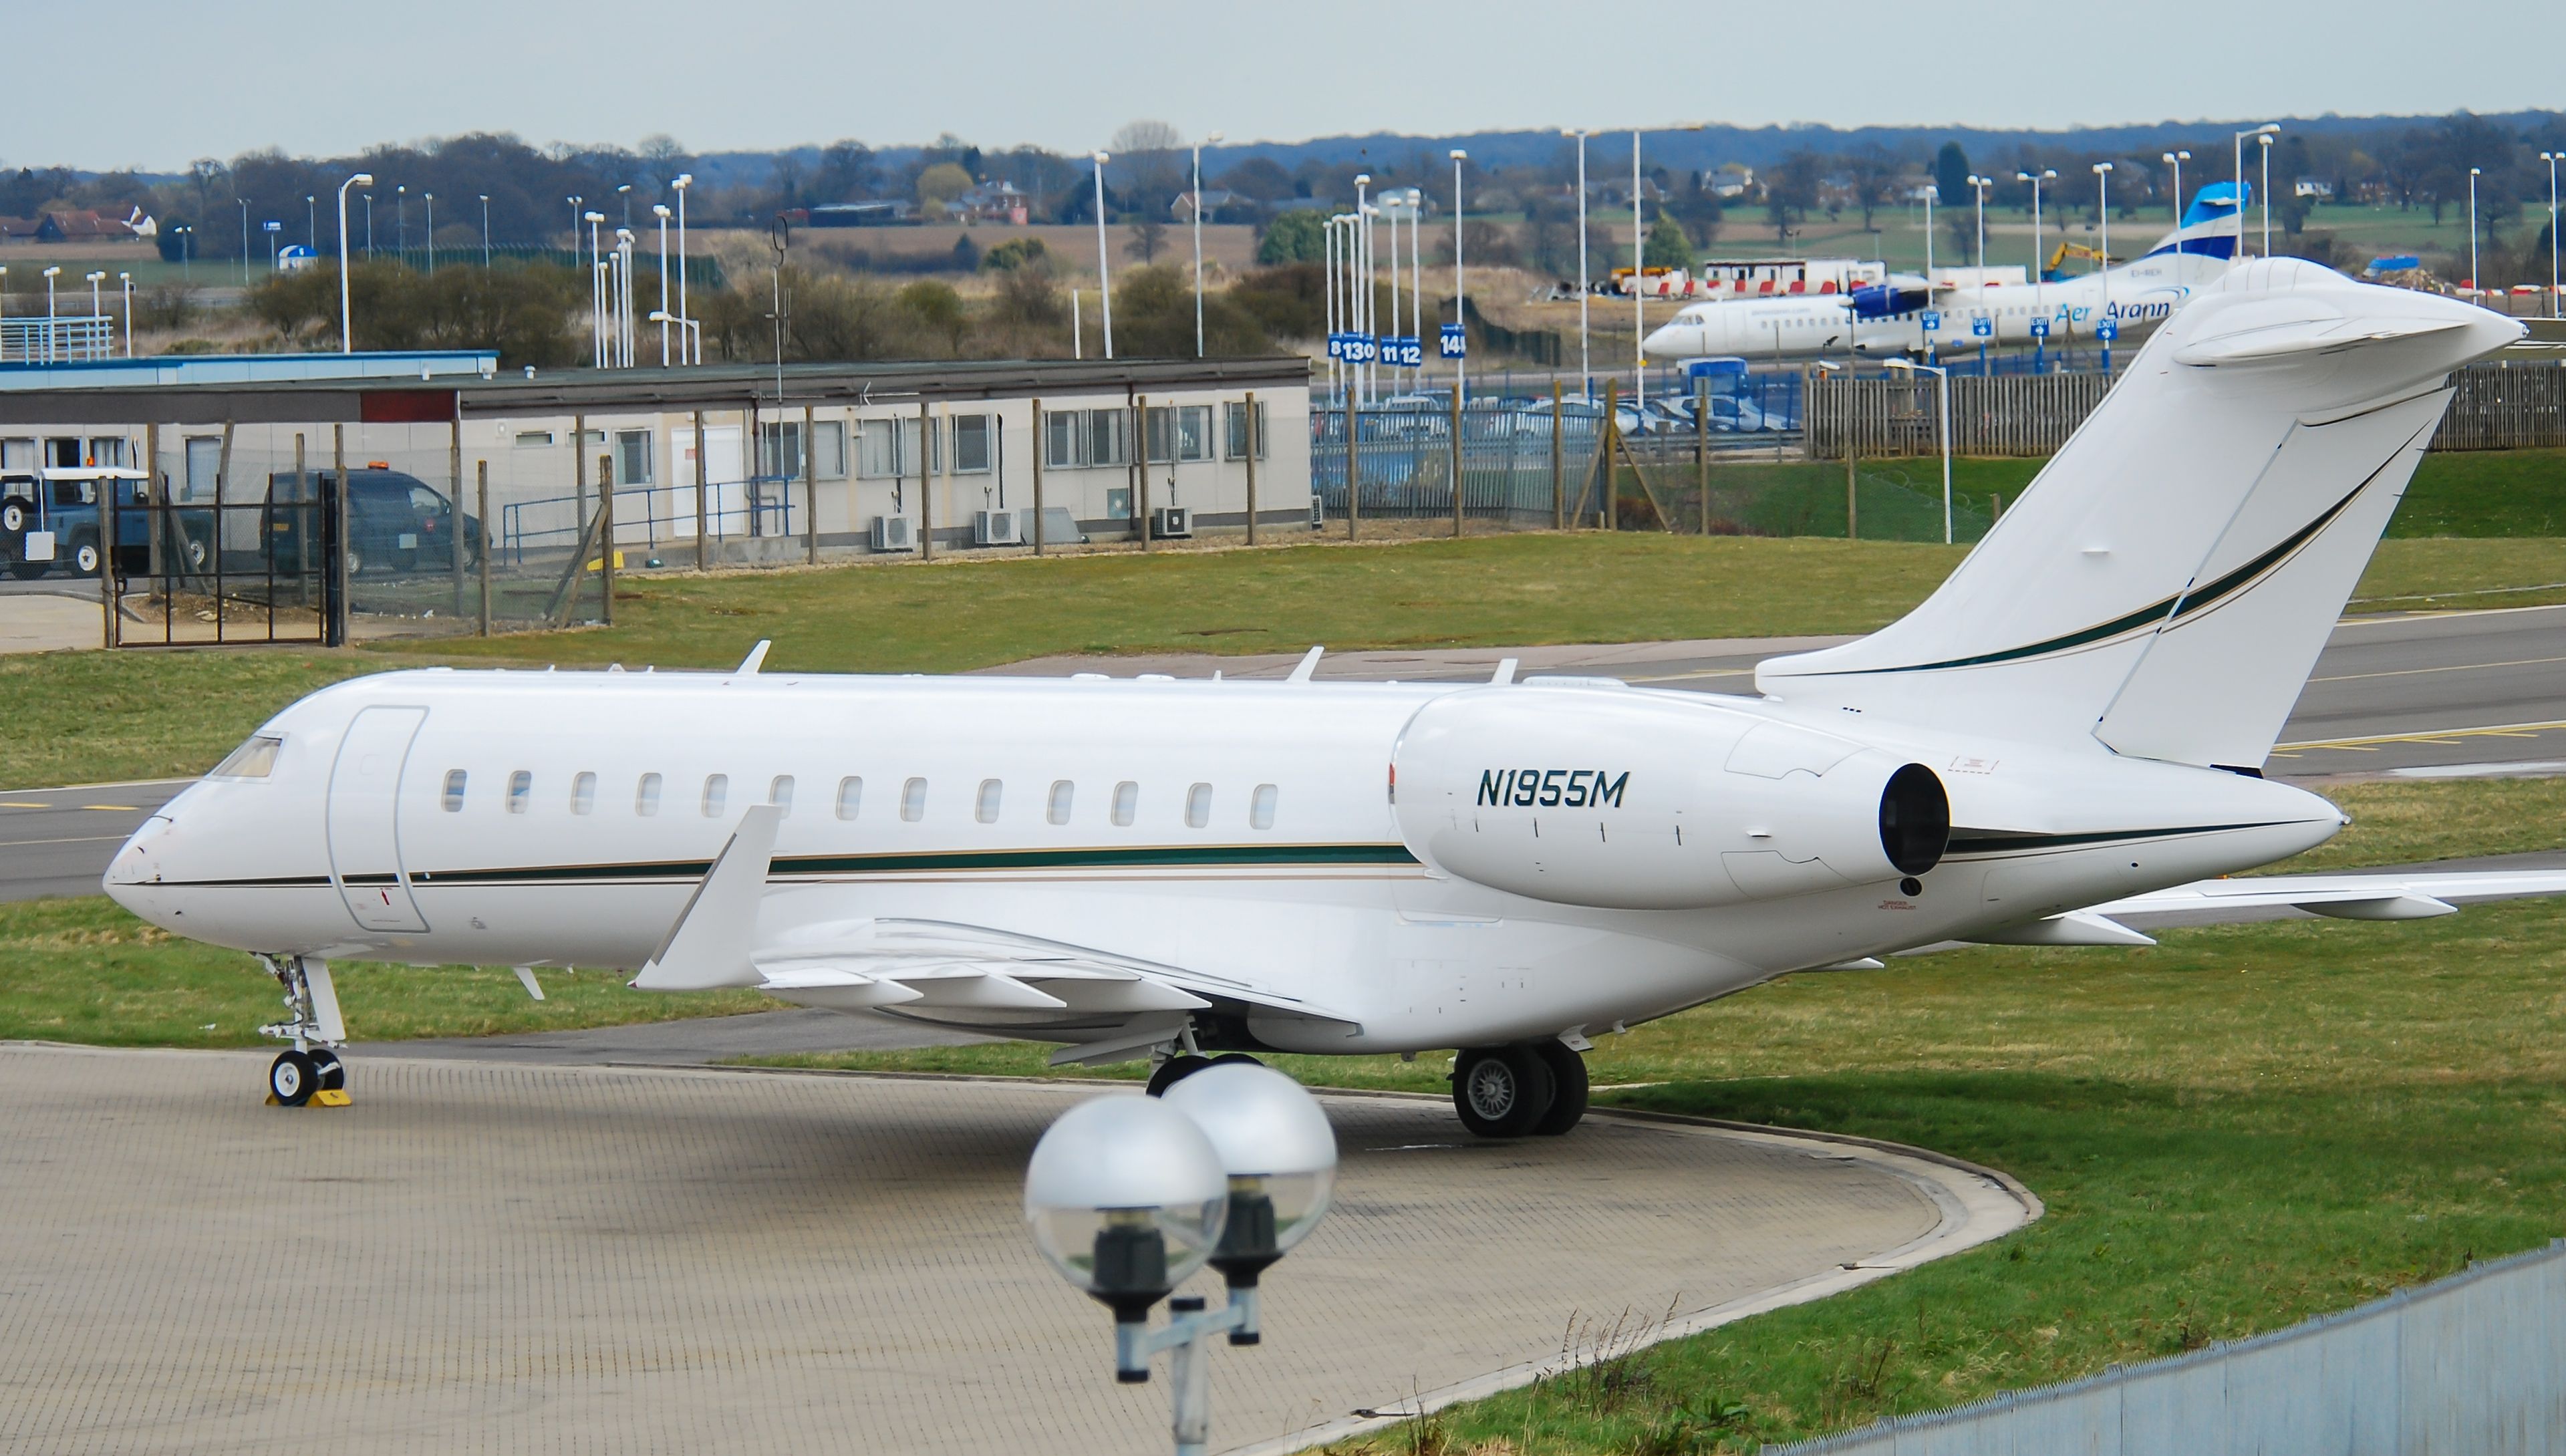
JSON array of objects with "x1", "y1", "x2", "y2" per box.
[{"x1": 500, "y1": 477, "x2": 800, "y2": 565}]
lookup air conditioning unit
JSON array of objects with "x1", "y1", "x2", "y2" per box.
[
  {"x1": 1151, "y1": 506, "x2": 1192, "y2": 539},
  {"x1": 972, "y1": 510, "x2": 1024, "y2": 547},
  {"x1": 868, "y1": 515, "x2": 915, "y2": 552}
]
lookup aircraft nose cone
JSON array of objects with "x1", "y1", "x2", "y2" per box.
[{"x1": 104, "y1": 816, "x2": 167, "y2": 891}]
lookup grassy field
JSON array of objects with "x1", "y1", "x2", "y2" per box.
[{"x1": 737, "y1": 775, "x2": 2566, "y2": 1453}]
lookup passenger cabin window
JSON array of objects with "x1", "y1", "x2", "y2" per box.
[
  {"x1": 1047, "y1": 780, "x2": 1073, "y2": 825},
  {"x1": 770, "y1": 775, "x2": 795, "y2": 816},
  {"x1": 570, "y1": 771, "x2": 596, "y2": 815},
  {"x1": 900, "y1": 777, "x2": 927, "y2": 822},
  {"x1": 1111, "y1": 781, "x2": 1139, "y2": 827},
  {"x1": 507, "y1": 770, "x2": 531, "y2": 815},
  {"x1": 210, "y1": 734, "x2": 283, "y2": 779},
  {"x1": 1185, "y1": 783, "x2": 1212, "y2": 829},
  {"x1": 835, "y1": 776, "x2": 863, "y2": 820},
  {"x1": 976, "y1": 778, "x2": 1002, "y2": 824},
  {"x1": 441, "y1": 769, "x2": 467, "y2": 813},
  {"x1": 701, "y1": 774, "x2": 728, "y2": 817},
  {"x1": 1251, "y1": 784, "x2": 1278, "y2": 831},
  {"x1": 636, "y1": 773, "x2": 662, "y2": 817}
]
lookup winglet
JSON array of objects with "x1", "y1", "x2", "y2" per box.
[
  {"x1": 1490, "y1": 657, "x2": 1519, "y2": 686},
  {"x1": 736, "y1": 639, "x2": 772, "y2": 676},
  {"x1": 631, "y1": 805, "x2": 783, "y2": 991},
  {"x1": 1286, "y1": 646, "x2": 1324, "y2": 684}
]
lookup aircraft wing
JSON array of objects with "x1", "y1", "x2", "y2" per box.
[{"x1": 1964, "y1": 868, "x2": 2566, "y2": 946}]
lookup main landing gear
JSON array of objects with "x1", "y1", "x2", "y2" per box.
[
  {"x1": 259, "y1": 954, "x2": 352, "y2": 1108},
  {"x1": 1452, "y1": 1040, "x2": 1588, "y2": 1139}
]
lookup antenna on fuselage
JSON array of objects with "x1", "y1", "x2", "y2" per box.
[{"x1": 735, "y1": 639, "x2": 772, "y2": 676}]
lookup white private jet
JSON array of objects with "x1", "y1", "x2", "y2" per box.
[
  {"x1": 108, "y1": 262, "x2": 2557, "y2": 1139},
  {"x1": 1644, "y1": 188, "x2": 2247, "y2": 363}
]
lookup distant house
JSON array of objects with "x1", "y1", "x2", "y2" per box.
[
  {"x1": 1171, "y1": 188, "x2": 1242, "y2": 221},
  {"x1": 1707, "y1": 163, "x2": 1757, "y2": 200},
  {"x1": 805, "y1": 201, "x2": 918, "y2": 228},
  {"x1": 954, "y1": 181, "x2": 1029, "y2": 225},
  {"x1": 0, "y1": 218, "x2": 41, "y2": 243},
  {"x1": 35, "y1": 210, "x2": 139, "y2": 243},
  {"x1": 2293, "y1": 178, "x2": 2335, "y2": 200}
]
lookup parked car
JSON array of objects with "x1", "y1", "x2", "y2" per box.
[
  {"x1": 265, "y1": 467, "x2": 482, "y2": 577},
  {"x1": 0, "y1": 467, "x2": 153, "y2": 579}
]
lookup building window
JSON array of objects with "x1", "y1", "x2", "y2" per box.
[
  {"x1": 702, "y1": 774, "x2": 728, "y2": 817},
  {"x1": 507, "y1": 770, "x2": 531, "y2": 815},
  {"x1": 1105, "y1": 486, "x2": 1132, "y2": 519},
  {"x1": 441, "y1": 769, "x2": 466, "y2": 813},
  {"x1": 636, "y1": 773, "x2": 662, "y2": 816},
  {"x1": 835, "y1": 776, "x2": 863, "y2": 820},
  {"x1": 757, "y1": 421, "x2": 803, "y2": 479},
  {"x1": 901, "y1": 776, "x2": 928, "y2": 822},
  {"x1": 1046, "y1": 780, "x2": 1074, "y2": 825},
  {"x1": 615, "y1": 429, "x2": 654, "y2": 485},
  {"x1": 1224, "y1": 401, "x2": 1269, "y2": 460},
  {"x1": 812, "y1": 420, "x2": 847, "y2": 480},
  {"x1": 770, "y1": 774, "x2": 795, "y2": 815},
  {"x1": 1185, "y1": 782, "x2": 1212, "y2": 829},
  {"x1": 1147, "y1": 406, "x2": 1211, "y2": 464},
  {"x1": 1111, "y1": 780, "x2": 1139, "y2": 827},
  {"x1": 570, "y1": 771, "x2": 596, "y2": 815},
  {"x1": 513, "y1": 430, "x2": 555, "y2": 448},
  {"x1": 951, "y1": 414, "x2": 993, "y2": 474},
  {"x1": 976, "y1": 778, "x2": 1002, "y2": 823},
  {"x1": 857, "y1": 418, "x2": 934, "y2": 478},
  {"x1": 1082, "y1": 408, "x2": 1128, "y2": 468},
  {"x1": 1044, "y1": 410, "x2": 1083, "y2": 468},
  {"x1": 1251, "y1": 783, "x2": 1278, "y2": 830}
]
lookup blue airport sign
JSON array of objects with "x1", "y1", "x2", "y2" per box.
[
  {"x1": 1920, "y1": 310, "x2": 1941, "y2": 332},
  {"x1": 2096, "y1": 320, "x2": 2120, "y2": 341},
  {"x1": 2029, "y1": 317, "x2": 2051, "y2": 339},
  {"x1": 1398, "y1": 335, "x2": 1425, "y2": 368},
  {"x1": 1440, "y1": 323, "x2": 1467, "y2": 358},
  {"x1": 1970, "y1": 315, "x2": 1992, "y2": 338},
  {"x1": 1327, "y1": 333, "x2": 1345, "y2": 359}
]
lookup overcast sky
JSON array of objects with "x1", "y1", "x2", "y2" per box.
[{"x1": 29, "y1": 0, "x2": 2558, "y2": 170}]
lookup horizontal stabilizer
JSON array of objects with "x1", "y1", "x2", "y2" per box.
[{"x1": 630, "y1": 805, "x2": 782, "y2": 992}]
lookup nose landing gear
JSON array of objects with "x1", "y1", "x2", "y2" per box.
[
  {"x1": 258, "y1": 955, "x2": 353, "y2": 1108},
  {"x1": 1451, "y1": 1038, "x2": 1589, "y2": 1139}
]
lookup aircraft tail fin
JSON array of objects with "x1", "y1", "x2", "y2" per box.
[{"x1": 1756, "y1": 260, "x2": 2522, "y2": 769}]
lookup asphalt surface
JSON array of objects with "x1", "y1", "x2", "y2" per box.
[{"x1": 9, "y1": 605, "x2": 2566, "y2": 905}]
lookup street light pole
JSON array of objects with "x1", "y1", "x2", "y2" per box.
[
  {"x1": 1191, "y1": 130, "x2": 1221, "y2": 359},
  {"x1": 585, "y1": 211, "x2": 607, "y2": 368},
  {"x1": 2543, "y1": 152, "x2": 2561, "y2": 319},
  {"x1": 42, "y1": 267, "x2": 57, "y2": 366},
  {"x1": 2162, "y1": 150, "x2": 2189, "y2": 229},
  {"x1": 2259, "y1": 135, "x2": 2275, "y2": 259},
  {"x1": 1451, "y1": 149, "x2": 1467, "y2": 410},
  {"x1": 118, "y1": 273, "x2": 131, "y2": 358},
  {"x1": 1888, "y1": 357, "x2": 1954, "y2": 544},
  {"x1": 1566, "y1": 128, "x2": 1590, "y2": 395},
  {"x1": 85, "y1": 271, "x2": 103, "y2": 359},
  {"x1": 479, "y1": 194, "x2": 491, "y2": 269},
  {"x1": 654, "y1": 204, "x2": 672, "y2": 366},
  {"x1": 2468, "y1": 166, "x2": 2482, "y2": 296},
  {"x1": 237, "y1": 199, "x2": 248, "y2": 287},
  {"x1": 2093, "y1": 162, "x2": 2115, "y2": 372},
  {"x1": 1091, "y1": 152, "x2": 1115, "y2": 360},
  {"x1": 672, "y1": 174, "x2": 694, "y2": 363},
  {"x1": 337, "y1": 173, "x2": 372, "y2": 353},
  {"x1": 1632, "y1": 128, "x2": 1646, "y2": 408},
  {"x1": 2018, "y1": 168, "x2": 2055, "y2": 367},
  {"x1": 305, "y1": 195, "x2": 316, "y2": 253},
  {"x1": 2233, "y1": 124, "x2": 2279, "y2": 259},
  {"x1": 1353, "y1": 173, "x2": 1373, "y2": 404},
  {"x1": 424, "y1": 193, "x2": 434, "y2": 276}
]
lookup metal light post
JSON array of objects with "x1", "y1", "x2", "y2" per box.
[
  {"x1": 2259, "y1": 136, "x2": 2275, "y2": 259},
  {"x1": 672, "y1": 174, "x2": 694, "y2": 363},
  {"x1": 1407, "y1": 188, "x2": 1423, "y2": 393},
  {"x1": 2094, "y1": 162, "x2": 2115, "y2": 372},
  {"x1": 1322, "y1": 214, "x2": 1339, "y2": 404},
  {"x1": 237, "y1": 198, "x2": 249, "y2": 286},
  {"x1": 1922, "y1": 182, "x2": 1937, "y2": 366},
  {"x1": 363, "y1": 192, "x2": 373, "y2": 259},
  {"x1": 1887, "y1": 357, "x2": 1955, "y2": 543},
  {"x1": 1191, "y1": 130, "x2": 1221, "y2": 359},
  {"x1": 84, "y1": 271, "x2": 103, "y2": 360},
  {"x1": 1353, "y1": 173, "x2": 1372, "y2": 403},
  {"x1": 654, "y1": 204, "x2": 672, "y2": 366},
  {"x1": 337, "y1": 172, "x2": 372, "y2": 353},
  {"x1": 174, "y1": 228, "x2": 191, "y2": 287},
  {"x1": 305, "y1": 194, "x2": 316, "y2": 253},
  {"x1": 1632, "y1": 128, "x2": 1646, "y2": 408},
  {"x1": 265, "y1": 219, "x2": 279, "y2": 273},
  {"x1": 585, "y1": 210, "x2": 607, "y2": 368},
  {"x1": 617, "y1": 184, "x2": 631, "y2": 232},
  {"x1": 1381, "y1": 192, "x2": 1401, "y2": 396},
  {"x1": 479, "y1": 194, "x2": 491, "y2": 269},
  {"x1": 2233, "y1": 124, "x2": 2279, "y2": 258},
  {"x1": 2543, "y1": 152, "x2": 2561, "y2": 318},
  {"x1": 1027, "y1": 1064, "x2": 1337, "y2": 1456},
  {"x1": 41, "y1": 266, "x2": 58, "y2": 366},
  {"x1": 424, "y1": 193, "x2": 436, "y2": 275},
  {"x1": 2018, "y1": 168, "x2": 2056, "y2": 367},
  {"x1": 118, "y1": 273, "x2": 131, "y2": 358},
  {"x1": 1091, "y1": 152, "x2": 1115, "y2": 360},
  {"x1": 2162, "y1": 150, "x2": 2189, "y2": 227},
  {"x1": 1450, "y1": 148, "x2": 1467, "y2": 410},
  {"x1": 567, "y1": 194, "x2": 583, "y2": 250},
  {"x1": 1564, "y1": 128, "x2": 1590, "y2": 394},
  {"x1": 1966, "y1": 174, "x2": 1989, "y2": 272},
  {"x1": 396, "y1": 185, "x2": 406, "y2": 263},
  {"x1": 2468, "y1": 166, "x2": 2482, "y2": 296}
]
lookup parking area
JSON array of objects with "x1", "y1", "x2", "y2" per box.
[{"x1": 0, "y1": 1046, "x2": 2031, "y2": 1456}]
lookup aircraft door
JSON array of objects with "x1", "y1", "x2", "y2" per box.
[{"x1": 327, "y1": 705, "x2": 430, "y2": 932}]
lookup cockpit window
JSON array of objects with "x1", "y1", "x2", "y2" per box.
[{"x1": 209, "y1": 734, "x2": 283, "y2": 779}]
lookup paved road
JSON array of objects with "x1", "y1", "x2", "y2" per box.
[
  {"x1": 11, "y1": 605, "x2": 2566, "y2": 903},
  {"x1": 350, "y1": 1006, "x2": 992, "y2": 1064},
  {"x1": 0, "y1": 1045, "x2": 2031, "y2": 1456}
]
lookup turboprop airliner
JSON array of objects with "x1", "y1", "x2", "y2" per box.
[
  {"x1": 1643, "y1": 187, "x2": 2247, "y2": 363},
  {"x1": 107, "y1": 261, "x2": 2559, "y2": 1139}
]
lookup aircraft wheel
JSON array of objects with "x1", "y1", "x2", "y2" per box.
[
  {"x1": 310, "y1": 1048, "x2": 347, "y2": 1093},
  {"x1": 1145, "y1": 1053, "x2": 1214, "y2": 1097},
  {"x1": 269, "y1": 1050, "x2": 318, "y2": 1107},
  {"x1": 1528, "y1": 1040, "x2": 1590, "y2": 1136},
  {"x1": 1452, "y1": 1045, "x2": 1555, "y2": 1139}
]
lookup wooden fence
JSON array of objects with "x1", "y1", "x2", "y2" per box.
[{"x1": 1808, "y1": 361, "x2": 2566, "y2": 458}]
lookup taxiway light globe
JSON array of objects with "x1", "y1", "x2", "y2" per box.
[
  {"x1": 1159, "y1": 1065, "x2": 1338, "y2": 1285},
  {"x1": 1025, "y1": 1095, "x2": 1229, "y2": 1323}
]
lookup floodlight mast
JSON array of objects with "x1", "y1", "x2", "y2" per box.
[
  {"x1": 1091, "y1": 152, "x2": 1115, "y2": 360},
  {"x1": 337, "y1": 173, "x2": 372, "y2": 353},
  {"x1": 2233, "y1": 124, "x2": 2279, "y2": 258}
]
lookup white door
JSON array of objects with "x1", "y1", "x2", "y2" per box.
[{"x1": 328, "y1": 706, "x2": 430, "y2": 932}]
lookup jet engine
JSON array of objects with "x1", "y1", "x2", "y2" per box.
[
  {"x1": 1849, "y1": 282, "x2": 1934, "y2": 319},
  {"x1": 1391, "y1": 686, "x2": 1947, "y2": 911}
]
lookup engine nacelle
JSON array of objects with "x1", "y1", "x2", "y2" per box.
[{"x1": 1391, "y1": 686, "x2": 1947, "y2": 911}]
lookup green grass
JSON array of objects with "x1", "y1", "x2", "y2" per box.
[
  {"x1": 0, "y1": 895, "x2": 768, "y2": 1048},
  {"x1": 2389, "y1": 448, "x2": 2566, "y2": 539},
  {"x1": 745, "y1": 774, "x2": 2566, "y2": 1453}
]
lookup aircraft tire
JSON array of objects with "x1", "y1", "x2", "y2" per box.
[
  {"x1": 311, "y1": 1048, "x2": 346, "y2": 1093},
  {"x1": 1145, "y1": 1054, "x2": 1215, "y2": 1097},
  {"x1": 1452, "y1": 1045, "x2": 1555, "y2": 1139},
  {"x1": 269, "y1": 1050, "x2": 318, "y2": 1107},
  {"x1": 1528, "y1": 1041, "x2": 1590, "y2": 1136}
]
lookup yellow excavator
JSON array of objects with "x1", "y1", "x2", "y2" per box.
[{"x1": 2043, "y1": 242, "x2": 2118, "y2": 281}]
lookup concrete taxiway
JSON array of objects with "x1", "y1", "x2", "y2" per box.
[{"x1": 0, "y1": 1044, "x2": 2034, "y2": 1456}]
